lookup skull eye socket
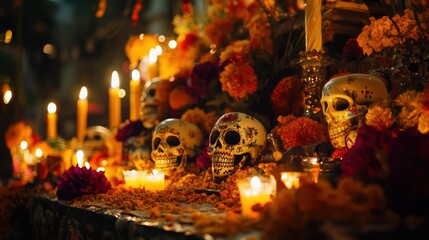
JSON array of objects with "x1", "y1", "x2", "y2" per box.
[
  {"x1": 210, "y1": 130, "x2": 220, "y2": 145},
  {"x1": 94, "y1": 134, "x2": 102, "y2": 141},
  {"x1": 148, "y1": 89, "x2": 156, "y2": 97},
  {"x1": 224, "y1": 131, "x2": 240, "y2": 145},
  {"x1": 333, "y1": 98, "x2": 350, "y2": 111},
  {"x1": 167, "y1": 136, "x2": 180, "y2": 146},
  {"x1": 153, "y1": 137, "x2": 161, "y2": 149}
]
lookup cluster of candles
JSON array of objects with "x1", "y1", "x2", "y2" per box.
[
  {"x1": 237, "y1": 157, "x2": 321, "y2": 218},
  {"x1": 122, "y1": 169, "x2": 166, "y2": 191}
]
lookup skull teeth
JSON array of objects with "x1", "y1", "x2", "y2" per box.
[
  {"x1": 154, "y1": 155, "x2": 179, "y2": 170},
  {"x1": 328, "y1": 126, "x2": 349, "y2": 139},
  {"x1": 212, "y1": 154, "x2": 235, "y2": 168}
]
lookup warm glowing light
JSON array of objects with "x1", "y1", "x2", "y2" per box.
[
  {"x1": 155, "y1": 45, "x2": 162, "y2": 56},
  {"x1": 20, "y1": 141, "x2": 28, "y2": 150},
  {"x1": 4, "y1": 30, "x2": 12, "y2": 44},
  {"x1": 111, "y1": 71, "x2": 120, "y2": 88},
  {"x1": 250, "y1": 176, "x2": 261, "y2": 188},
  {"x1": 158, "y1": 35, "x2": 165, "y2": 42},
  {"x1": 132, "y1": 69, "x2": 140, "y2": 81},
  {"x1": 84, "y1": 162, "x2": 90, "y2": 169},
  {"x1": 43, "y1": 44, "x2": 54, "y2": 54},
  {"x1": 149, "y1": 48, "x2": 157, "y2": 64},
  {"x1": 168, "y1": 40, "x2": 177, "y2": 49},
  {"x1": 139, "y1": 33, "x2": 144, "y2": 40},
  {"x1": 35, "y1": 148, "x2": 43, "y2": 158},
  {"x1": 47, "y1": 102, "x2": 57, "y2": 113},
  {"x1": 76, "y1": 150, "x2": 84, "y2": 167},
  {"x1": 79, "y1": 86, "x2": 88, "y2": 100},
  {"x1": 97, "y1": 167, "x2": 105, "y2": 172},
  {"x1": 118, "y1": 89, "x2": 126, "y2": 98},
  {"x1": 3, "y1": 90, "x2": 12, "y2": 104},
  {"x1": 101, "y1": 160, "x2": 107, "y2": 167}
]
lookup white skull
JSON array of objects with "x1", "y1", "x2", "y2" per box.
[
  {"x1": 151, "y1": 118, "x2": 203, "y2": 175},
  {"x1": 83, "y1": 126, "x2": 111, "y2": 157},
  {"x1": 207, "y1": 112, "x2": 267, "y2": 183},
  {"x1": 321, "y1": 73, "x2": 389, "y2": 149},
  {"x1": 140, "y1": 78, "x2": 172, "y2": 128}
]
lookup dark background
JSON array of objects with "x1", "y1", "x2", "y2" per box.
[{"x1": 0, "y1": 0, "x2": 181, "y2": 140}]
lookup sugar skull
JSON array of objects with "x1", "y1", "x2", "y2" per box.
[
  {"x1": 83, "y1": 126, "x2": 111, "y2": 157},
  {"x1": 140, "y1": 77, "x2": 172, "y2": 128},
  {"x1": 207, "y1": 112, "x2": 267, "y2": 183},
  {"x1": 151, "y1": 118, "x2": 203, "y2": 175},
  {"x1": 321, "y1": 73, "x2": 389, "y2": 149}
]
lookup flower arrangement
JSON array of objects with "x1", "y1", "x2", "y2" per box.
[{"x1": 56, "y1": 165, "x2": 111, "y2": 201}]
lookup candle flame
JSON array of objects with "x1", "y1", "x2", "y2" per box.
[
  {"x1": 84, "y1": 162, "x2": 90, "y2": 169},
  {"x1": 20, "y1": 141, "x2": 28, "y2": 150},
  {"x1": 131, "y1": 69, "x2": 140, "y2": 81},
  {"x1": 149, "y1": 48, "x2": 157, "y2": 64},
  {"x1": 35, "y1": 148, "x2": 43, "y2": 158},
  {"x1": 168, "y1": 40, "x2": 177, "y2": 49},
  {"x1": 153, "y1": 169, "x2": 158, "y2": 175},
  {"x1": 155, "y1": 45, "x2": 162, "y2": 56},
  {"x1": 76, "y1": 150, "x2": 84, "y2": 167},
  {"x1": 3, "y1": 89, "x2": 12, "y2": 104},
  {"x1": 47, "y1": 102, "x2": 57, "y2": 113},
  {"x1": 97, "y1": 167, "x2": 105, "y2": 172},
  {"x1": 250, "y1": 176, "x2": 261, "y2": 188},
  {"x1": 79, "y1": 86, "x2": 88, "y2": 100},
  {"x1": 111, "y1": 71, "x2": 120, "y2": 88}
]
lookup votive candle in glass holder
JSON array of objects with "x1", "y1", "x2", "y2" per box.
[
  {"x1": 141, "y1": 169, "x2": 165, "y2": 191},
  {"x1": 301, "y1": 157, "x2": 321, "y2": 183},
  {"x1": 280, "y1": 171, "x2": 305, "y2": 189},
  {"x1": 122, "y1": 170, "x2": 141, "y2": 188},
  {"x1": 237, "y1": 175, "x2": 276, "y2": 218}
]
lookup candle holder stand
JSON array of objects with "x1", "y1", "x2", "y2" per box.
[{"x1": 299, "y1": 50, "x2": 326, "y2": 122}]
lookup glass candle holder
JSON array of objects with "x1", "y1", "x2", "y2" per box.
[
  {"x1": 280, "y1": 171, "x2": 305, "y2": 189},
  {"x1": 141, "y1": 169, "x2": 166, "y2": 191},
  {"x1": 237, "y1": 175, "x2": 276, "y2": 218},
  {"x1": 301, "y1": 157, "x2": 321, "y2": 183}
]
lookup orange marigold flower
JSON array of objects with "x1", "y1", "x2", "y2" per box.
[
  {"x1": 181, "y1": 108, "x2": 219, "y2": 137},
  {"x1": 219, "y1": 40, "x2": 251, "y2": 64},
  {"x1": 219, "y1": 62, "x2": 257, "y2": 99},
  {"x1": 246, "y1": 13, "x2": 273, "y2": 53},
  {"x1": 276, "y1": 117, "x2": 329, "y2": 150},
  {"x1": 270, "y1": 76, "x2": 304, "y2": 116},
  {"x1": 205, "y1": 18, "x2": 234, "y2": 47}
]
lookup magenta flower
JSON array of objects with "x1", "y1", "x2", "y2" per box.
[{"x1": 57, "y1": 165, "x2": 111, "y2": 201}]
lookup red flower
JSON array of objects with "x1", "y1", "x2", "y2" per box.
[
  {"x1": 115, "y1": 120, "x2": 145, "y2": 142},
  {"x1": 196, "y1": 140, "x2": 212, "y2": 169},
  {"x1": 342, "y1": 38, "x2": 363, "y2": 61},
  {"x1": 331, "y1": 147, "x2": 348, "y2": 160},
  {"x1": 270, "y1": 76, "x2": 303, "y2": 116},
  {"x1": 57, "y1": 165, "x2": 111, "y2": 201}
]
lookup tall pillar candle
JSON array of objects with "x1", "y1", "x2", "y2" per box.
[
  {"x1": 129, "y1": 70, "x2": 141, "y2": 121},
  {"x1": 47, "y1": 102, "x2": 57, "y2": 139},
  {"x1": 305, "y1": 0, "x2": 322, "y2": 52},
  {"x1": 77, "y1": 86, "x2": 88, "y2": 142},
  {"x1": 109, "y1": 71, "x2": 121, "y2": 129}
]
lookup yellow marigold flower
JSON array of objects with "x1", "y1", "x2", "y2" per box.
[
  {"x1": 181, "y1": 108, "x2": 219, "y2": 137},
  {"x1": 397, "y1": 106, "x2": 421, "y2": 129},
  {"x1": 365, "y1": 105, "x2": 396, "y2": 131},
  {"x1": 395, "y1": 90, "x2": 420, "y2": 107},
  {"x1": 219, "y1": 62, "x2": 257, "y2": 99},
  {"x1": 418, "y1": 111, "x2": 429, "y2": 134}
]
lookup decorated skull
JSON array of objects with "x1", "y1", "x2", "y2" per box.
[
  {"x1": 83, "y1": 126, "x2": 111, "y2": 157},
  {"x1": 151, "y1": 118, "x2": 203, "y2": 175},
  {"x1": 207, "y1": 112, "x2": 267, "y2": 183},
  {"x1": 140, "y1": 77, "x2": 172, "y2": 128},
  {"x1": 321, "y1": 73, "x2": 389, "y2": 149}
]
